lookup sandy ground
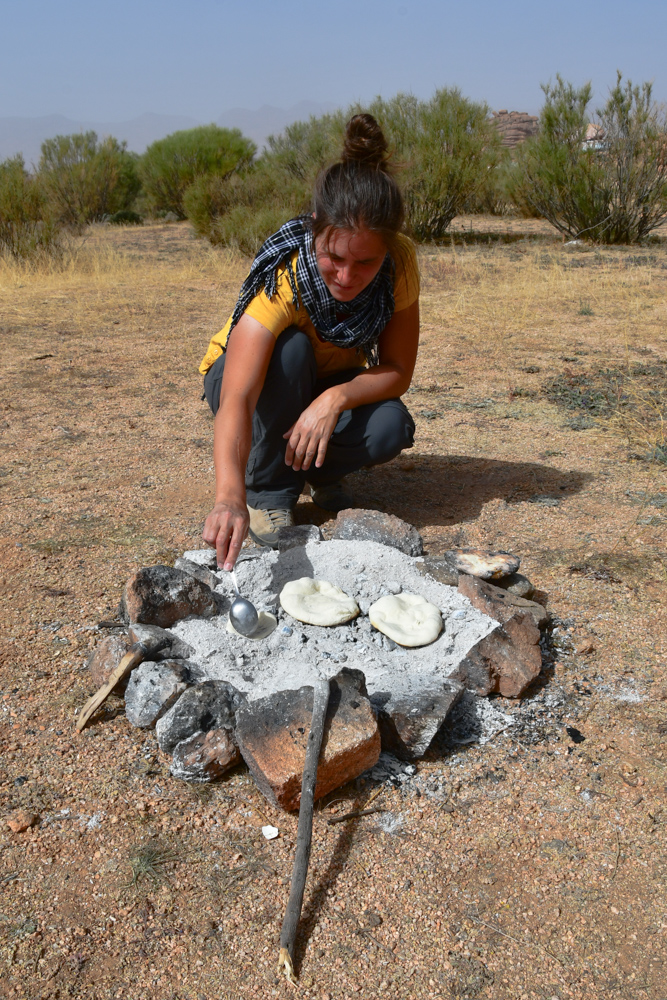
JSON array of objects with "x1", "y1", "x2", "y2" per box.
[{"x1": 0, "y1": 220, "x2": 666, "y2": 1000}]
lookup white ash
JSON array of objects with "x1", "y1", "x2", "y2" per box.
[{"x1": 170, "y1": 539, "x2": 497, "y2": 705}]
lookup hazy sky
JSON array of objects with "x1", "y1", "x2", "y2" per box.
[{"x1": 3, "y1": 0, "x2": 665, "y2": 120}]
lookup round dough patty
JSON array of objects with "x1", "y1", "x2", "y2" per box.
[
  {"x1": 369, "y1": 593, "x2": 442, "y2": 647},
  {"x1": 280, "y1": 578, "x2": 359, "y2": 626}
]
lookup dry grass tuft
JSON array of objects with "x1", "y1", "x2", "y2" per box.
[{"x1": 125, "y1": 840, "x2": 179, "y2": 887}]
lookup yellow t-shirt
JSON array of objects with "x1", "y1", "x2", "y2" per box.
[{"x1": 199, "y1": 234, "x2": 420, "y2": 377}]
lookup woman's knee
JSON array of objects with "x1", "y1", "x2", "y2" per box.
[
  {"x1": 364, "y1": 400, "x2": 415, "y2": 463},
  {"x1": 269, "y1": 326, "x2": 316, "y2": 384}
]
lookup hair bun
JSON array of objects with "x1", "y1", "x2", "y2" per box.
[{"x1": 342, "y1": 113, "x2": 389, "y2": 169}]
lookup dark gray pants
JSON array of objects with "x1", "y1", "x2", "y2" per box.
[{"x1": 203, "y1": 327, "x2": 415, "y2": 509}]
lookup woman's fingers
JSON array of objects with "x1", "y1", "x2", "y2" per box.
[
  {"x1": 202, "y1": 503, "x2": 248, "y2": 571},
  {"x1": 284, "y1": 415, "x2": 335, "y2": 471}
]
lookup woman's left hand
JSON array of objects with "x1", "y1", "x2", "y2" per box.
[{"x1": 283, "y1": 390, "x2": 341, "y2": 472}]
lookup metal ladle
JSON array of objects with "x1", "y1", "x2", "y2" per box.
[{"x1": 228, "y1": 570, "x2": 259, "y2": 637}]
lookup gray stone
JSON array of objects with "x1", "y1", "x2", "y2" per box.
[
  {"x1": 371, "y1": 679, "x2": 464, "y2": 759},
  {"x1": 494, "y1": 572, "x2": 535, "y2": 599},
  {"x1": 120, "y1": 565, "x2": 218, "y2": 627},
  {"x1": 124, "y1": 660, "x2": 191, "y2": 728},
  {"x1": 170, "y1": 728, "x2": 241, "y2": 782},
  {"x1": 418, "y1": 554, "x2": 460, "y2": 587},
  {"x1": 274, "y1": 524, "x2": 322, "y2": 550},
  {"x1": 127, "y1": 623, "x2": 195, "y2": 661},
  {"x1": 235, "y1": 668, "x2": 380, "y2": 811},
  {"x1": 174, "y1": 557, "x2": 220, "y2": 590},
  {"x1": 182, "y1": 548, "x2": 218, "y2": 569},
  {"x1": 332, "y1": 509, "x2": 423, "y2": 557},
  {"x1": 155, "y1": 680, "x2": 246, "y2": 754}
]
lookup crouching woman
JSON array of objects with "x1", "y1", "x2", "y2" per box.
[{"x1": 200, "y1": 113, "x2": 420, "y2": 571}]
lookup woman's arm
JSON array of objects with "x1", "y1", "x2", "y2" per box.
[
  {"x1": 284, "y1": 299, "x2": 419, "y2": 472},
  {"x1": 202, "y1": 314, "x2": 276, "y2": 569}
]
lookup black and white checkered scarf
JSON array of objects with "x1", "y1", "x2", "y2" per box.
[{"x1": 226, "y1": 217, "x2": 395, "y2": 365}]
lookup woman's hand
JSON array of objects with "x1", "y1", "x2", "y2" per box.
[
  {"x1": 283, "y1": 389, "x2": 342, "y2": 472},
  {"x1": 202, "y1": 500, "x2": 249, "y2": 571}
]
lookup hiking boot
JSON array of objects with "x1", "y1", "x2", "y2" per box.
[
  {"x1": 309, "y1": 480, "x2": 355, "y2": 513},
  {"x1": 247, "y1": 505, "x2": 294, "y2": 548}
]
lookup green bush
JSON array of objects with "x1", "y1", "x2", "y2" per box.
[
  {"x1": 369, "y1": 89, "x2": 502, "y2": 240},
  {"x1": 139, "y1": 125, "x2": 256, "y2": 219},
  {"x1": 0, "y1": 155, "x2": 63, "y2": 260},
  {"x1": 39, "y1": 131, "x2": 140, "y2": 227},
  {"x1": 507, "y1": 73, "x2": 667, "y2": 242},
  {"x1": 183, "y1": 158, "x2": 311, "y2": 255}
]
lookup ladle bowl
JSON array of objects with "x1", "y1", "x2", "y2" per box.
[{"x1": 228, "y1": 570, "x2": 260, "y2": 637}]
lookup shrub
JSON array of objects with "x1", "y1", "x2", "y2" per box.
[
  {"x1": 139, "y1": 125, "x2": 256, "y2": 219},
  {"x1": 0, "y1": 155, "x2": 62, "y2": 260},
  {"x1": 108, "y1": 209, "x2": 143, "y2": 225},
  {"x1": 507, "y1": 73, "x2": 667, "y2": 242},
  {"x1": 369, "y1": 89, "x2": 502, "y2": 240},
  {"x1": 184, "y1": 163, "x2": 309, "y2": 255},
  {"x1": 39, "y1": 131, "x2": 141, "y2": 227}
]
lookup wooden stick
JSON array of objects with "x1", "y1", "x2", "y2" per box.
[
  {"x1": 277, "y1": 678, "x2": 330, "y2": 986},
  {"x1": 74, "y1": 638, "x2": 168, "y2": 733},
  {"x1": 326, "y1": 806, "x2": 385, "y2": 826}
]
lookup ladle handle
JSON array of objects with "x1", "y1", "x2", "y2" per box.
[{"x1": 229, "y1": 570, "x2": 240, "y2": 597}]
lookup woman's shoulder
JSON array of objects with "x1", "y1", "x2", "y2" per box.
[{"x1": 392, "y1": 234, "x2": 419, "y2": 310}]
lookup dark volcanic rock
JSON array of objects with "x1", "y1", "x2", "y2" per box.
[
  {"x1": 87, "y1": 634, "x2": 130, "y2": 690},
  {"x1": 235, "y1": 668, "x2": 380, "y2": 811},
  {"x1": 332, "y1": 509, "x2": 423, "y2": 557},
  {"x1": 174, "y1": 557, "x2": 220, "y2": 590},
  {"x1": 274, "y1": 524, "x2": 322, "y2": 550},
  {"x1": 170, "y1": 728, "x2": 241, "y2": 782},
  {"x1": 371, "y1": 679, "x2": 465, "y2": 759},
  {"x1": 124, "y1": 660, "x2": 191, "y2": 728},
  {"x1": 127, "y1": 623, "x2": 195, "y2": 661},
  {"x1": 155, "y1": 680, "x2": 246, "y2": 753},
  {"x1": 121, "y1": 565, "x2": 217, "y2": 628}
]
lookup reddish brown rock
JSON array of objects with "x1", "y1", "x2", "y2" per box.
[
  {"x1": 451, "y1": 613, "x2": 542, "y2": 698},
  {"x1": 458, "y1": 574, "x2": 549, "y2": 629},
  {"x1": 170, "y1": 728, "x2": 241, "y2": 782},
  {"x1": 332, "y1": 509, "x2": 423, "y2": 556},
  {"x1": 121, "y1": 565, "x2": 217, "y2": 628},
  {"x1": 6, "y1": 809, "x2": 40, "y2": 833},
  {"x1": 87, "y1": 634, "x2": 130, "y2": 689},
  {"x1": 454, "y1": 574, "x2": 543, "y2": 697},
  {"x1": 235, "y1": 668, "x2": 380, "y2": 811}
]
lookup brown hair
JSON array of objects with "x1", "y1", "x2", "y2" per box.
[{"x1": 310, "y1": 114, "x2": 405, "y2": 258}]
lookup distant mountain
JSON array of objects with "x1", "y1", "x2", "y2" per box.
[
  {"x1": 0, "y1": 102, "x2": 338, "y2": 167},
  {"x1": 217, "y1": 101, "x2": 338, "y2": 150},
  {"x1": 0, "y1": 112, "x2": 199, "y2": 166}
]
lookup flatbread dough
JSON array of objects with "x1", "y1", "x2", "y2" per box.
[
  {"x1": 369, "y1": 593, "x2": 442, "y2": 647},
  {"x1": 227, "y1": 611, "x2": 277, "y2": 640},
  {"x1": 280, "y1": 578, "x2": 359, "y2": 626}
]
